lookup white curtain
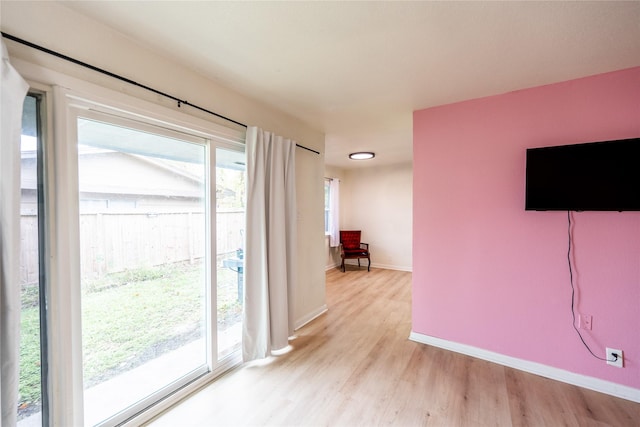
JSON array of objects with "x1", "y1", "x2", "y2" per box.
[
  {"x1": 242, "y1": 126, "x2": 297, "y2": 361},
  {"x1": 328, "y1": 179, "x2": 340, "y2": 247},
  {"x1": 1, "y1": 39, "x2": 30, "y2": 427}
]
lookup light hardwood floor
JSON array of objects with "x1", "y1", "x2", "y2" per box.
[{"x1": 148, "y1": 267, "x2": 640, "y2": 426}]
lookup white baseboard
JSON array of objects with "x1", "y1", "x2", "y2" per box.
[
  {"x1": 409, "y1": 331, "x2": 640, "y2": 403},
  {"x1": 337, "y1": 260, "x2": 412, "y2": 272},
  {"x1": 371, "y1": 263, "x2": 412, "y2": 272},
  {"x1": 295, "y1": 305, "x2": 328, "y2": 330}
]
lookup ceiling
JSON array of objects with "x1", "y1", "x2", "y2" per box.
[{"x1": 58, "y1": 1, "x2": 640, "y2": 169}]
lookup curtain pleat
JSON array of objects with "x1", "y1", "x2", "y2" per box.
[
  {"x1": 1, "y1": 39, "x2": 30, "y2": 427},
  {"x1": 243, "y1": 127, "x2": 297, "y2": 362}
]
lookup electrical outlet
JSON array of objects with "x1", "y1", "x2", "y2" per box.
[
  {"x1": 579, "y1": 314, "x2": 592, "y2": 330},
  {"x1": 606, "y1": 348, "x2": 623, "y2": 368}
]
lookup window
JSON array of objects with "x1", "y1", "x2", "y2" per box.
[
  {"x1": 71, "y1": 107, "x2": 246, "y2": 426},
  {"x1": 18, "y1": 93, "x2": 48, "y2": 425},
  {"x1": 16, "y1": 84, "x2": 245, "y2": 426},
  {"x1": 75, "y1": 114, "x2": 211, "y2": 425},
  {"x1": 324, "y1": 178, "x2": 331, "y2": 235},
  {"x1": 215, "y1": 148, "x2": 245, "y2": 359},
  {"x1": 324, "y1": 178, "x2": 340, "y2": 245}
]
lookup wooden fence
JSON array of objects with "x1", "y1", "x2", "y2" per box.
[{"x1": 19, "y1": 210, "x2": 244, "y2": 284}]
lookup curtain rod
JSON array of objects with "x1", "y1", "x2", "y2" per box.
[{"x1": 2, "y1": 32, "x2": 321, "y2": 155}]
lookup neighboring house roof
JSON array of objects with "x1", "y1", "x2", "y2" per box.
[
  {"x1": 20, "y1": 149, "x2": 210, "y2": 199},
  {"x1": 78, "y1": 149, "x2": 203, "y2": 198}
]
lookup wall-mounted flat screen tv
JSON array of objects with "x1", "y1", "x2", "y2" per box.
[{"x1": 525, "y1": 138, "x2": 640, "y2": 211}]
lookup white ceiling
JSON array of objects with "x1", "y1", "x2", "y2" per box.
[{"x1": 59, "y1": 1, "x2": 640, "y2": 169}]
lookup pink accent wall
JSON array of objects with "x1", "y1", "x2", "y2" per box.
[{"x1": 412, "y1": 67, "x2": 640, "y2": 389}]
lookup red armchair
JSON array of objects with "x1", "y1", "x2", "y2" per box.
[{"x1": 339, "y1": 230, "x2": 371, "y2": 272}]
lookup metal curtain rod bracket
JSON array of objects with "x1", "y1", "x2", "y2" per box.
[{"x1": 2, "y1": 31, "x2": 320, "y2": 155}]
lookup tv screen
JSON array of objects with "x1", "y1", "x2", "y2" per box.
[{"x1": 525, "y1": 138, "x2": 640, "y2": 211}]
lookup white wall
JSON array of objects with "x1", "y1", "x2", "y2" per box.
[
  {"x1": 1, "y1": 1, "x2": 326, "y2": 328},
  {"x1": 325, "y1": 162, "x2": 413, "y2": 271}
]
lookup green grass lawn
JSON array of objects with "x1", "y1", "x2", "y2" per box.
[
  {"x1": 81, "y1": 262, "x2": 206, "y2": 384},
  {"x1": 18, "y1": 306, "x2": 41, "y2": 411},
  {"x1": 18, "y1": 260, "x2": 241, "y2": 419}
]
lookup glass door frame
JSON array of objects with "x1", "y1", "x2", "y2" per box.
[
  {"x1": 17, "y1": 89, "x2": 50, "y2": 426},
  {"x1": 43, "y1": 84, "x2": 245, "y2": 426},
  {"x1": 74, "y1": 108, "x2": 212, "y2": 427}
]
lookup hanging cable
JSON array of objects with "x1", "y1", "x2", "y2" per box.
[{"x1": 567, "y1": 211, "x2": 615, "y2": 362}]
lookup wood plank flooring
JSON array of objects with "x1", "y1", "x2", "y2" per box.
[{"x1": 148, "y1": 267, "x2": 640, "y2": 426}]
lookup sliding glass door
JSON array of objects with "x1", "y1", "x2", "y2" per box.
[
  {"x1": 75, "y1": 115, "x2": 209, "y2": 425},
  {"x1": 65, "y1": 105, "x2": 246, "y2": 425},
  {"x1": 18, "y1": 93, "x2": 47, "y2": 426},
  {"x1": 215, "y1": 148, "x2": 245, "y2": 359}
]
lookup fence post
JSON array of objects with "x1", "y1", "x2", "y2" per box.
[{"x1": 96, "y1": 213, "x2": 105, "y2": 277}]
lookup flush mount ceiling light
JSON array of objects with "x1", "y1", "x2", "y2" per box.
[{"x1": 349, "y1": 152, "x2": 375, "y2": 160}]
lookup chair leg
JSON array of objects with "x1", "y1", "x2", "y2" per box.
[
  {"x1": 367, "y1": 256, "x2": 371, "y2": 272},
  {"x1": 358, "y1": 259, "x2": 361, "y2": 268},
  {"x1": 341, "y1": 258, "x2": 345, "y2": 272}
]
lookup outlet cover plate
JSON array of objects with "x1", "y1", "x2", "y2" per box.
[
  {"x1": 579, "y1": 314, "x2": 593, "y2": 330},
  {"x1": 606, "y1": 348, "x2": 623, "y2": 368}
]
